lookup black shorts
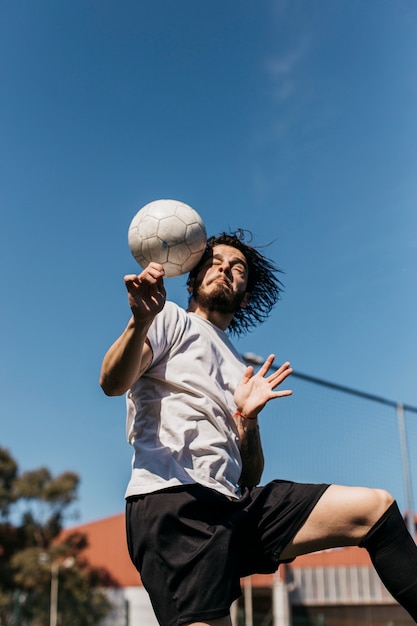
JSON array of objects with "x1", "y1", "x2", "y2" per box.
[{"x1": 126, "y1": 480, "x2": 329, "y2": 626}]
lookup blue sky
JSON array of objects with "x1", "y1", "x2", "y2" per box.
[{"x1": 1, "y1": 1, "x2": 417, "y2": 526}]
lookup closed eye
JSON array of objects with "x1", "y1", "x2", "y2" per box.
[{"x1": 231, "y1": 262, "x2": 246, "y2": 276}]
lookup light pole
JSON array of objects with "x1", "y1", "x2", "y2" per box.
[
  {"x1": 40, "y1": 554, "x2": 75, "y2": 626},
  {"x1": 49, "y1": 562, "x2": 59, "y2": 626}
]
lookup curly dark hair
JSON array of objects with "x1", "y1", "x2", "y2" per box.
[{"x1": 187, "y1": 230, "x2": 284, "y2": 336}]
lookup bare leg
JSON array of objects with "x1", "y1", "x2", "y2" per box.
[
  {"x1": 280, "y1": 486, "x2": 417, "y2": 621},
  {"x1": 183, "y1": 487, "x2": 392, "y2": 626},
  {"x1": 280, "y1": 484, "x2": 393, "y2": 560},
  {"x1": 183, "y1": 487, "x2": 417, "y2": 624}
]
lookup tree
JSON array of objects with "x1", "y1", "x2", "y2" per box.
[{"x1": 0, "y1": 447, "x2": 115, "y2": 625}]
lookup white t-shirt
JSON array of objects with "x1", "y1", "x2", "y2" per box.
[{"x1": 125, "y1": 301, "x2": 246, "y2": 500}]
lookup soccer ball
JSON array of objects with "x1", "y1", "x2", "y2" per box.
[{"x1": 128, "y1": 199, "x2": 207, "y2": 277}]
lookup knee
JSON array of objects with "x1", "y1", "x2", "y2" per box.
[
  {"x1": 374, "y1": 488, "x2": 395, "y2": 513},
  {"x1": 365, "y1": 488, "x2": 394, "y2": 527}
]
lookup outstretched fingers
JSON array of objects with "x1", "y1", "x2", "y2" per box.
[
  {"x1": 256, "y1": 353, "x2": 276, "y2": 377},
  {"x1": 259, "y1": 356, "x2": 293, "y2": 398},
  {"x1": 268, "y1": 360, "x2": 293, "y2": 386},
  {"x1": 240, "y1": 365, "x2": 255, "y2": 385},
  {"x1": 234, "y1": 355, "x2": 293, "y2": 418},
  {"x1": 258, "y1": 355, "x2": 293, "y2": 386}
]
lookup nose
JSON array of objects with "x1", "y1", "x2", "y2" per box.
[{"x1": 218, "y1": 260, "x2": 232, "y2": 276}]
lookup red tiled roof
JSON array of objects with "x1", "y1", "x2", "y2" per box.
[
  {"x1": 61, "y1": 513, "x2": 140, "y2": 587},
  {"x1": 62, "y1": 512, "x2": 374, "y2": 588}
]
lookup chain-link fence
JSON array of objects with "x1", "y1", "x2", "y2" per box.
[
  {"x1": 243, "y1": 353, "x2": 417, "y2": 536},
  {"x1": 240, "y1": 354, "x2": 417, "y2": 625}
]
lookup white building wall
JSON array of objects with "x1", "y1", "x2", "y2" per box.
[
  {"x1": 125, "y1": 586, "x2": 159, "y2": 625},
  {"x1": 289, "y1": 566, "x2": 394, "y2": 605},
  {"x1": 101, "y1": 565, "x2": 397, "y2": 624},
  {"x1": 101, "y1": 586, "x2": 158, "y2": 626}
]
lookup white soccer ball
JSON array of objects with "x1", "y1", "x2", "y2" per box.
[{"x1": 128, "y1": 199, "x2": 207, "y2": 277}]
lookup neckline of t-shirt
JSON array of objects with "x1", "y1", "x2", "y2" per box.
[{"x1": 187, "y1": 310, "x2": 229, "y2": 339}]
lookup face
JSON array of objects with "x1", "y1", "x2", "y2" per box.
[{"x1": 190, "y1": 244, "x2": 250, "y2": 314}]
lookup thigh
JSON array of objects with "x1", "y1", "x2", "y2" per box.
[
  {"x1": 126, "y1": 486, "x2": 241, "y2": 625},
  {"x1": 279, "y1": 483, "x2": 394, "y2": 560}
]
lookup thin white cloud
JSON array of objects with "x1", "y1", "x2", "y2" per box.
[
  {"x1": 264, "y1": 39, "x2": 310, "y2": 102},
  {"x1": 265, "y1": 43, "x2": 308, "y2": 78}
]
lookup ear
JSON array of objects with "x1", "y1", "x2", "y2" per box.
[
  {"x1": 240, "y1": 292, "x2": 251, "y2": 309},
  {"x1": 187, "y1": 278, "x2": 194, "y2": 294}
]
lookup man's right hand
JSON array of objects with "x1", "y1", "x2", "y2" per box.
[{"x1": 124, "y1": 262, "x2": 167, "y2": 324}]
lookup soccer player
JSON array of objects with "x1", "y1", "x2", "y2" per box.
[{"x1": 100, "y1": 231, "x2": 417, "y2": 625}]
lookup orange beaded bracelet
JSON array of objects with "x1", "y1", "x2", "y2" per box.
[{"x1": 233, "y1": 410, "x2": 258, "y2": 420}]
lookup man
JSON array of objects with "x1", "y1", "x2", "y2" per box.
[{"x1": 100, "y1": 231, "x2": 417, "y2": 625}]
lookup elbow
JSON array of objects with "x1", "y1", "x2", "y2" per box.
[
  {"x1": 238, "y1": 458, "x2": 264, "y2": 489},
  {"x1": 238, "y1": 467, "x2": 264, "y2": 489},
  {"x1": 99, "y1": 375, "x2": 127, "y2": 397},
  {"x1": 238, "y1": 475, "x2": 261, "y2": 489}
]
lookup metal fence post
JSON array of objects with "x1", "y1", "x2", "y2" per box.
[{"x1": 397, "y1": 403, "x2": 415, "y2": 538}]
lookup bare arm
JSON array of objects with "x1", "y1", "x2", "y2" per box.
[
  {"x1": 234, "y1": 417, "x2": 264, "y2": 488},
  {"x1": 233, "y1": 356, "x2": 293, "y2": 487},
  {"x1": 99, "y1": 263, "x2": 166, "y2": 396}
]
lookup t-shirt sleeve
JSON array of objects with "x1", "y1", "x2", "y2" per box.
[{"x1": 146, "y1": 301, "x2": 183, "y2": 366}]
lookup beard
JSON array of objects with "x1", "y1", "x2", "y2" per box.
[{"x1": 192, "y1": 279, "x2": 246, "y2": 314}]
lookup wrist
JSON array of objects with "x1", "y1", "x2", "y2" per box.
[
  {"x1": 129, "y1": 314, "x2": 154, "y2": 331},
  {"x1": 233, "y1": 409, "x2": 258, "y2": 421}
]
